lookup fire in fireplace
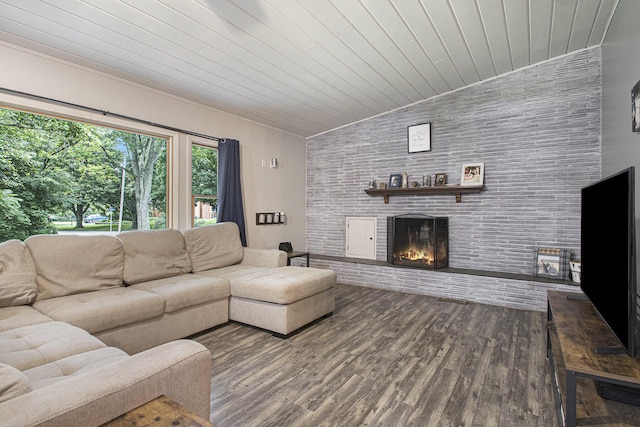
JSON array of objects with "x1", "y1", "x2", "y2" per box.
[{"x1": 387, "y1": 214, "x2": 448, "y2": 269}]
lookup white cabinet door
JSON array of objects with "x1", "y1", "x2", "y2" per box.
[{"x1": 346, "y1": 217, "x2": 377, "y2": 260}]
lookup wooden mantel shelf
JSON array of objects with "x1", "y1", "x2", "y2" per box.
[{"x1": 364, "y1": 185, "x2": 484, "y2": 204}]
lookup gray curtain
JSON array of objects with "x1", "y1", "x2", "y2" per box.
[{"x1": 217, "y1": 138, "x2": 247, "y2": 246}]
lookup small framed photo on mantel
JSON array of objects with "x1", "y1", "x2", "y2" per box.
[
  {"x1": 389, "y1": 174, "x2": 402, "y2": 188},
  {"x1": 460, "y1": 162, "x2": 484, "y2": 186},
  {"x1": 408, "y1": 122, "x2": 431, "y2": 153}
]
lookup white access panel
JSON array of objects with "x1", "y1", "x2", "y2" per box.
[{"x1": 346, "y1": 217, "x2": 377, "y2": 260}]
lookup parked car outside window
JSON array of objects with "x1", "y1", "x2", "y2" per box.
[{"x1": 85, "y1": 214, "x2": 108, "y2": 223}]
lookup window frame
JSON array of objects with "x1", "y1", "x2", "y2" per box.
[{"x1": 0, "y1": 97, "x2": 179, "y2": 230}]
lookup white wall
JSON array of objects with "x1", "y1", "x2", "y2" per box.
[
  {"x1": 0, "y1": 42, "x2": 307, "y2": 249},
  {"x1": 602, "y1": 1, "x2": 640, "y2": 177},
  {"x1": 602, "y1": 1, "x2": 640, "y2": 298}
]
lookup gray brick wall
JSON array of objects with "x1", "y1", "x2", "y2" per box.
[{"x1": 306, "y1": 48, "x2": 602, "y2": 310}]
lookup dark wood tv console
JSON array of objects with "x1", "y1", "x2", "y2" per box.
[{"x1": 547, "y1": 290, "x2": 640, "y2": 426}]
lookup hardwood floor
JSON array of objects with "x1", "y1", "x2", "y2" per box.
[{"x1": 193, "y1": 284, "x2": 558, "y2": 427}]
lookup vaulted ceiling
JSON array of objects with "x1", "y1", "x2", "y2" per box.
[{"x1": 0, "y1": 0, "x2": 619, "y2": 138}]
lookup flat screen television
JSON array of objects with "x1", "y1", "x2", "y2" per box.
[{"x1": 581, "y1": 166, "x2": 637, "y2": 357}]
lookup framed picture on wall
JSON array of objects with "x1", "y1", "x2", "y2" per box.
[
  {"x1": 632, "y1": 80, "x2": 640, "y2": 133},
  {"x1": 460, "y1": 162, "x2": 484, "y2": 186},
  {"x1": 408, "y1": 122, "x2": 431, "y2": 153}
]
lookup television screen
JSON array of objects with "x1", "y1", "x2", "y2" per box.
[{"x1": 581, "y1": 167, "x2": 636, "y2": 356}]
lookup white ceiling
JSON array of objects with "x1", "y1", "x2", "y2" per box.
[{"x1": 0, "y1": 0, "x2": 619, "y2": 138}]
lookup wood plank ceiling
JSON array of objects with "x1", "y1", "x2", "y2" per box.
[{"x1": 0, "y1": 0, "x2": 619, "y2": 138}]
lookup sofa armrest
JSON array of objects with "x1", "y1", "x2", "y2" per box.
[
  {"x1": 0, "y1": 340, "x2": 212, "y2": 427},
  {"x1": 241, "y1": 248, "x2": 287, "y2": 267}
]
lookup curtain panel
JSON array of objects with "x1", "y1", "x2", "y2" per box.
[{"x1": 217, "y1": 138, "x2": 247, "y2": 246}]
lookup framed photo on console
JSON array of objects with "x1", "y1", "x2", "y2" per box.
[{"x1": 460, "y1": 162, "x2": 484, "y2": 186}]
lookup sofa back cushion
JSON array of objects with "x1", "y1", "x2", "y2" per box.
[
  {"x1": 0, "y1": 240, "x2": 38, "y2": 307},
  {"x1": 25, "y1": 235, "x2": 124, "y2": 300},
  {"x1": 184, "y1": 223, "x2": 244, "y2": 272},
  {"x1": 117, "y1": 229, "x2": 192, "y2": 285},
  {"x1": 0, "y1": 362, "x2": 31, "y2": 403}
]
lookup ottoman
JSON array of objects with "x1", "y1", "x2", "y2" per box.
[{"x1": 195, "y1": 265, "x2": 336, "y2": 336}]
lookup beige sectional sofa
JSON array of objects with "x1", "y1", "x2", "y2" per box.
[{"x1": 0, "y1": 222, "x2": 336, "y2": 426}]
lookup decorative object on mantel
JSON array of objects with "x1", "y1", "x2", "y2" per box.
[
  {"x1": 378, "y1": 182, "x2": 387, "y2": 189},
  {"x1": 401, "y1": 171, "x2": 408, "y2": 188},
  {"x1": 461, "y1": 162, "x2": 485, "y2": 186},
  {"x1": 410, "y1": 181, "x2": 420, "y2": 188},
  {"x1": 364, "y1": 184, "x2": 484, "y2": 204},
  {"x1": 422, "y1": 175, "x2": 431, "y2": 187},
  {"x1": 407, "y1": 122, "x2": 431, "y2": 153},
  {"x1": 389, "y1": 174, "x2": 402, "y2": 188},
  {"x1": 368, "y1": 179, "x2": 376, "y2": 189},
  {"x1": 256, "y1": 212, "x2": 286, "y2": 225},
  {"x1": 533, "y1": 247, "x2": 570, "y2": 281},
  {"x1": 632, "y1": 79, "x2": 640, "y2": 133},
  {"x1": 434, "y1": 173, "x2": 447, "y2": 186}
]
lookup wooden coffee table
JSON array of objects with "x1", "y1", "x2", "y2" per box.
[{"x1": 102, "y1": 395, "x2": 215, "y2": 426}]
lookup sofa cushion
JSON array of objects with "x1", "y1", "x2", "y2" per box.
[
  {"x1": 200, "y1": 265, "x2": 336, "y2": 305},
  {"x1": 184, "y1": 223, "x2": 244, "y2": 272},
  {"x1": 131, "y1": 274, "x2": 230, "y2": 313},
  {"x1": 0, "y1": 306, "x2": 53, "y2": 332},
  {"x1": 25, "y1": 347, "x2": 129, "y2": 390},
  {"x1": 32, "y1": 288, "x2": 165, "y2": 334},
  {"x1": 241, "y1": 248, "x2": 287, "y2": 267},
  {"x1": 0, "y1": 362, "x2": 31, "y2": 403},
  {"x1": 0, "y1": 239, "x2": 37, "y2": 307},
  {"x1": 118, "y1": 229, "x2": 192, "y2": 285},
  {"x1": 0, "y1": 321, "x2": 106, "y2": 371},
  {"x1": 25, "y1": 234, "x2": 124, "y2": 301}
]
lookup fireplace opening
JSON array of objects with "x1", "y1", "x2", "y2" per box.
[{"x1": 387, "y1": 214, "x2": 448, "y2": 269}]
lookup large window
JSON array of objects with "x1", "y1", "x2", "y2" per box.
[
  {"x1": 191, "y1": 143, "x2": 218, "y2": 228},
  {"x1": 0, "y1": 107, "x2": 167, "y2": 241}
]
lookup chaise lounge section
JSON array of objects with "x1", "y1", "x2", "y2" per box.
[{"x1": 185, "y1": 223, "x2": 336, "y2": 337}]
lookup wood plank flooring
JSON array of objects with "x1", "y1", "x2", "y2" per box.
[{"x1": 192, "y1": 284, "x2": 558, "y2": 427}]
